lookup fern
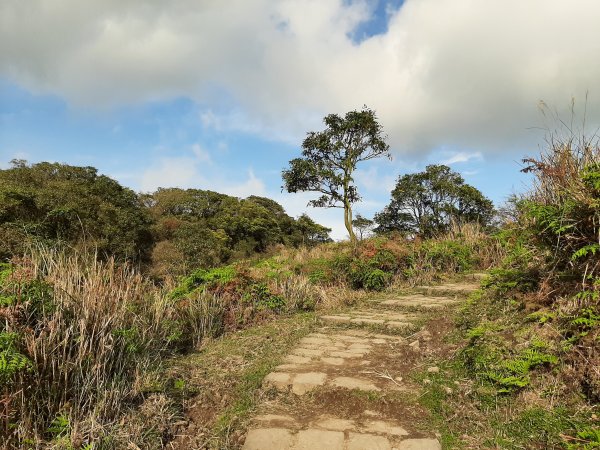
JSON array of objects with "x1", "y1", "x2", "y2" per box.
[
  {"x1": 0, "y1": 348, "x2": 32, "y2": 382},
  {"x1": 566, "y1": 427, "x2": 600, "y2": 449},
  {"x1": 0, "y1": 331, "x2": 32, "y2": 383},
  {"x1": 572, "y1": 244, "x2": 600, "y2": 261}
]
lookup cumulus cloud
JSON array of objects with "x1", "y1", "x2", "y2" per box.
[{"x1": 2, "y1": 0, "x2": 600, "y2": 156}]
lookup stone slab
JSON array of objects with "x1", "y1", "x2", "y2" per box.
[
  {"x1": 313, "y1": 417, "x2": 356, "y2": 431},
  {"x1": 397, "y1": 439, "x2": 442, "y2": 450},
  {"x1": 331, "y1": 376, "x2": 380, "y2": 391},
  {"x1": 292, "y1": 372, "x2": 327, "y2": 395},
  {"x1": 264, "y1": 372, "x2": 291, "y2": 390},
  {"x1": 364, "y1": 420, "x2": 409, "y2": 436},
  {"x1": 295, "y1": 429, "x2": 345, "y2": 450},
  {"x1": 242, "y1": 428, "x2": 294, "y2": 450},
  {"x1": 320, "y1": 315, "x2": 351, "y2": 323},
  {"x1": 347, "y1": 433, "x2": 391, "y2": 450},
  {"x1": 321, "y1": 357, "x2": 345, "y2": 365}
]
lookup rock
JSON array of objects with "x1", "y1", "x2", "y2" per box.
[
  {"x1": 420, "y1": 330, "x2": 432, "y2": 341},
  {"x1": 263, "y1": 372, "x2": 291, "y2": 390},
  {"x1": 409, "y1": 340, "x2": 420, "y2": 351},
  {"x1": 242, "y1": 428, "x2": 294, "y2": 450},
  {"x1": 331, "y1": 376, "x2": 381, "y2": 391},
  {"x1": 321, "y1": 357, "x2": 345, "y2": 365},
  {"x1": 314, "y1": 417, "x2": 356, "y2": 431},
  {"x1": 295, "y1": 429, "x2": 345, "y2": 450},
  {"x1": 348, "y1": 433, "x2": 391, "y2": 450},
  {"x1": 397, "y1": 438, "x2": 441, "y2": 450},
  {"x1": 364, "y1": 420, "x2": 409, "y2": 436},
  {"x1": 427, "y1": 367, "x2": 440, "y2": 374},
  {"x1": 292, "y1": 372, "x2": 327, "y2": 395}
]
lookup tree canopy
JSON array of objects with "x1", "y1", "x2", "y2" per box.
[
  {"x1": 0, "y1": 162, "x2": 331, "y2": 277},
  {"x1": 374, "y1": 164, "x2": 494, "y2": 237},
  {"x1": 352, "y1": 214, "x2": 374, "y2": 240},
  {"x1": 0, "y1": 160, "x2": 152, "y2": 261},
  {"x1": 142, "y1": 188, "x2": 331, "y2": 277},
  {"x1": 282, "y1": 106, "x2": 390, "y2": 245}
]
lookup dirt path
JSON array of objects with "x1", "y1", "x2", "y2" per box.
[{"x1": 240, "y1": 278, "x2": 481, "y2": 450}]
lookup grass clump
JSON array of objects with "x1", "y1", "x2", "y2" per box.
[{"x1": 0, "y1": 248, "x2": 222, "y2": 448}]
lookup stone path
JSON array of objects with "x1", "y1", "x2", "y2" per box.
[{"x1": 241, "y1": 278, "x2": 481, "y2": 450}]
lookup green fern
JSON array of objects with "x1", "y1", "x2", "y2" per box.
[
  {"x1": 572, "y1": 244, "x2": 600, "y2": 261},
  {"x1": 566, "y1": 427, "x2": 600, "y2": 449}
]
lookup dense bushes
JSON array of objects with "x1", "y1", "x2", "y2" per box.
[{"x1": 0, "y1": 161, "x2": 153, "y2": 262}]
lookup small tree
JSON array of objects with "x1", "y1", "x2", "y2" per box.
[
  {"x1": 295, "y1": 213, "x2": 332, "y2": 246},
  {"x1": 282, "y1": 107, "x2": 390, "y2": 246},
  {"x1": 375, "y1": 164, "x2": 494, "y2": 237},
  {"x1": 352, "y1": 214, "x2": 374, "y2": 240}
]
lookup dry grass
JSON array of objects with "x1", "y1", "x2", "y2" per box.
[{"x1": 1, "y1": 248, "x2": 222, "y2": 448}]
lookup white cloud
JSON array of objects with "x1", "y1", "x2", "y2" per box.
[
  {"x1": 220, "y1": 169, "x2": 267, "y2": 198},
  {"x1": 2, "y1": 0, "x2": 600, "y2": 157},
  {"x1": 191, "y1": 143, "x2": 212, "y2": 163},
  {"x1": 140, "y1": 156, "x2": 203, "y2": 192},
  {"x1": 440, "y1": 151, "x2": 483, "y2": 165}
]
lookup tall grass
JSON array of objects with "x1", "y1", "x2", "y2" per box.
[
  {"x1": 1, "y1": 248, "x2": 222, "y2": 448},
  {"x1": 522, "y1": 131, "x2": 600, "y2": 291}
]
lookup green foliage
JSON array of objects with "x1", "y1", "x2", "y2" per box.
[
  {"x1": 567, "y1": 427, "x2": 600, "y2": 449},
  {"x1": 361, "y1": 268, "x2": 390, "y2": 291},
  {"x1": 0, "y1": 331, "x2": 32, "y2": 384},
  {"x1": 47, "y1": 414, "x2": 70, "y2": 438},
  {"x1": 483, "y1": 267, "x2": 538, "y2": 296},
  {"x1": 0, "y1": 161, "x2": 152, "y2": 262},
  {"x1": 352, "y1": 214, "x2": 374, "y2": 240},
  {"x1": 146, "y1": 188, "x2": 331, "y2": 278},
  {"x1": 282, "y1": 106, "x2": 390, "y2": 244},
  {"x1": 570, "y1": 308, "x2": 600, "y2": 330},
  {"x1": 171, "y1": 265, "x2": 237, "y2": 299},
  {"x1": 243, "y1": 283, "x2": 285, "y2": 311},
  {"x1": 496, "y1": 408, "x2": 583, "y2": 449},
  {"x1": 113, "y1": 327, "x2": 142, "y2": 354},
  {"x1": 420, "y1": 240, "x2": 473, "y2": 272},
  {"x1": 375, "y1": 164, "x2": 494, "y2": 237}
]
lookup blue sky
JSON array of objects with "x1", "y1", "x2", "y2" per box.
[{"x1": 1, "y1": 0, "x2": 598, "y2": 238}]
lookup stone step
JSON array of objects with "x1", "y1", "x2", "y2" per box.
[
  {"x1": 243, "y1": 426, "x2": 441, "y2": 450},
  {"x1": 262, "y1": 330, "x2": 409, "y2": 395},
  {"x1": 371, "y1": 294, "x2": 458, "y2": 309},
  {"x1": 319, "y1": 310, "x2": 417, "y2": 330},
  {"x1": 415, "y1": 281, "x2": 480, "y2": 294}
]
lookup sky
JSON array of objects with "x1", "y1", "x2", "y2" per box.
[{"x1": 1, "y1": 0, "x2": 600, "y2": 239}]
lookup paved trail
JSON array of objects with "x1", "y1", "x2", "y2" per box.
[{"x1": 241, "y1": 278, "x2": 481, "y2": 450}]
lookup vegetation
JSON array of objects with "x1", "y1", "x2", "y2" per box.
[
  {"x1": 352, "y1": 213, "x2": 374, "y2": 240},
  {"x1": 416, "y1": 129, "x2": 600, "y2": 448},
  {"x1": 0, "y1": 160, "x2": 152, "y2": 262},
  {"x1": 0, "y1": 162, "x2": 333, "y2": 280},
  {"x1": 374, "y1": 164, "x2": 494, "y2": 237},
  {"x1": 143, "y1": 189, "x2": 332, "y2": 278},
  {"x1": 282, "y1": 106, "x2": 390, "y2": 245}
]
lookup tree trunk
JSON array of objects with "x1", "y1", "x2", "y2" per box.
[{"x1": 344, "y1": 201, "x2": 357, "y2": 247}]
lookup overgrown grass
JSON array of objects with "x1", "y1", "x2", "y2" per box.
[{"x1": 0, "y1": 249, "x2": 223, "y2": 448}]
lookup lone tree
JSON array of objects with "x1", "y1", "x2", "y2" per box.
[
  {"x1": 352, "y1": 214, "x2": 374, "y2": 241},
  {"x1": 374, "y1": 164, "x2": 494, "y2": 237},
  {"x1": 282, "y1": 107, "x2": 390, "y2": 245}
]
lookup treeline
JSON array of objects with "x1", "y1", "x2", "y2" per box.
[{"x1": 0, "y1": 160, "x2": 331, "y2": 277}]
